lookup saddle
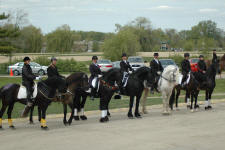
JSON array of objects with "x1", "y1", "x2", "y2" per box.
[{"x1": 17, "y1": 83, "x2": 38, "y2": 99}]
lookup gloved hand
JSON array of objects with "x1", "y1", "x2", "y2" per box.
[
  {"x1": 35, "y1": 76, "x2": 40, "y2": 80},
  {"x1": 157, "y1": 71, "x2": 161, "y2": 75},
  {"x1": 98, "y1": 75, "x2": 103, "y2": 78},
  {"x1": 128, "y1": 71, "x2": 133, "y2": 74}
]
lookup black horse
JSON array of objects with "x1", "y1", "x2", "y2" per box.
[
  {"x1": 192, "y1": 59, "x2": 220, "y2": 110},
  {"x1": 119, "y1": 66, "x2": 154, "y2": 118},
  {"x1": 0, "y1": 76, "x2": 67, "y2": 129},
  {"x1": 169, "y1": 73, "x2": 199, "y2": 111},
  {"x1": 28, "y1": 72, "x2": 89, "y2": 126}
]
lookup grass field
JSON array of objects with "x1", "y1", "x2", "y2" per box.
[{"x1": 0, "y1": 77, "x2": 224, "y2": 119}]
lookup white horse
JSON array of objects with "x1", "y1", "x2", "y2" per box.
[{"x1": 141, "y1": 65, "x2": 181, "y2": 115}]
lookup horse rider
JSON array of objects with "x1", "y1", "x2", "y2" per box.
[
  {"x1": 21, "y1": 57, "x2": 40, "y2": 117},
  {"x1": 197, "y1": 55, "x2": 207, "y2": 85},
  {"x1": 150, "y1": 52, "x2": 164, "y2": 93},
  {"x1": 47, "y1": 57, "x2": 64, "y2": 79},
  {"x1": 89, "y1": 56, "x2": 102, "y2": 100},
  {"x1": 120, "y1": 53, "x2": 134, "y2": 92},
  {"x1": 181, "y1": 53, "x2": 191, "y2": 88},
  {"x1": 212, "y1": 49, "x2": 218, "y2": 64}
]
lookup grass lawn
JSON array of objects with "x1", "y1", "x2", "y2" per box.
[{"x1": 0, "y1": 77, "x2": 224, "y2": 119}]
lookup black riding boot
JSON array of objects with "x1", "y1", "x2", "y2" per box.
[
  {"x1": 21, "y1": 98, "x2": 33, "y2": 118},
  {"x1": 90, "y1": 88, "x2": 96, "y2": 100}
]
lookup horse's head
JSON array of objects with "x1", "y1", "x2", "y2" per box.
[
  {"x1": 66, "y1": 72, "x2": 89, "y2": 91},
  {"x1": 103, "y1": 68, "x2": 122, "y2": 87},
  {"x1": 134, "y1": 67, "x2": 154, "y2": 88},
  {"x1": 162, "y1": 65, "x2": 180, "y2": 84}
]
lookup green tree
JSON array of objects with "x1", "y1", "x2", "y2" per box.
[
  {"x1": 102, "y1": 29, "x2": 140, "y2": 61},
  {"x1": 0, "y1": 13, "x2": 19, "y2": 62}
]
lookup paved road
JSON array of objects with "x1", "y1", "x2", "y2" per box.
[{"x1": 1, "y1": 101, "x2": 225, "y2": 150}]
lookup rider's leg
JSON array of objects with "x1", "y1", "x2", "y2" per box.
[{"x1": 21, "y1": 84, "x2": 33, "y2": 117}]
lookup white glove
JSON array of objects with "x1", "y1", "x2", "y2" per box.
[
  {"x1": 157, "y1": 71, "x2": 161, "y2": 75},
  {"x1": 128, "y1": 71, "x2": 132, "y2": 74},
  {"x1": 35, "y1": 76, "x2": 40, "y2": 80},
  {"x1": 98, "y1": 75, "x2": 103, "y2": 78}
]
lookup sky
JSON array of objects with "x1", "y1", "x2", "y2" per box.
[{"x1": 0, "y1": 0, "x2": 225, "y2": 34}]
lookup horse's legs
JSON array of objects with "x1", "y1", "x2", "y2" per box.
[
  {"x1": 0, "y1": 104, "x2": 7, "y2": 128},
  {"x1": 38, "y1": 106, "x2": 41, "y2": 122},
  {"x1": 176, "y1": 89, "x2": 181, "y2": 109},
  {"x1": 162, "y1": 92, "x2": 167, "y2": 114},
  {"x1": 141, "y1": 88, "x2": 148, "y2": 114},
  {"x1": 128, "y1": 96, "x2": 134, "y2": 118},
  {"x1": 73, "y1": 94, "x2": 80, "y2": 120},
  {"x1": 7, "y1": 102, "x2": 15, "y2": 128},
  {"x1": 190, "y1": 91, "x2": 194, "y2": 111},
  {"x1": 135, "y1": 95, "x2": 142, "y2": 118},
  {"x1": 80, "y1": 95, "x2": 87, "y2": 120},
  {"x1": 63, "y1": 104, "x2": 68, "y2": 125},
  {"x1": 205, "y1": 90, "x2": 209, "y2": 110},
  {"x1": 40, "y1": 104, "x2": 49, "y2": 129},
  {"x1": 29, "y1": 105, "x2": 34, "y2": 124},
  {"x1": 68, "y1": 102, "x2": 74, "y2": 125},
  {"x1": 99, "y1": 95, "x2": 110, "y2": 122},
  {"x1": 208, "y1": 89, "x2": 214, "y2": 109}
]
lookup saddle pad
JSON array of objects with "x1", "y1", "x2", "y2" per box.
[
  {"x1": 92, "y1": 77, "x2": 100, "y2": 92},
  {"x1": 17, "y1": 83, "x2": 38, "y2": 99}
]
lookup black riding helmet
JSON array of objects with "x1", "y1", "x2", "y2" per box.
[
  {"x1": 51, "y1": 57, "x2": 57, "y2": 62},
  {"x1": 184, "y1": 53, "x2": 190, "y2": 57},
  {"x1": 122, "y1": 53, "x2": 127, "y2": 57},
  {"x1": 199, "y1": 55, "x2": 204, "y2": 58},
  {"x1": 23, "y1": 57, "x2": 31, "y2": 62},
  {"x1": 92, "y1": 56, "x2": 98, "y2": 60},
  {"x1": 154, "y1": 53, "x2": 159, "y2": 56}
]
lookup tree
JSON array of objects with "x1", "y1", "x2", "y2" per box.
[
  {"x1": 15, "y1": 25, "x2": 43, "y2": 53},
  {"x1": 46, "y1": 24, "x2": 75, "y2": 53},
  {"x1": 102, "y1": 28, "x2": 140, "y2": 61},
  {"x1": 0, "y1": 13, "x2": 19, "y2": 62}
]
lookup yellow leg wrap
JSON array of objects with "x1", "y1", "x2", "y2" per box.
[
  {"x1": 8, "y1": 119, "x2": 13, "y2": 126},
  {"x1": 0, "y1": 118, "x2": 2, "y2": 126},
  {"x1": 41, "y1": 119, "x2": 47, "y2": 127}
]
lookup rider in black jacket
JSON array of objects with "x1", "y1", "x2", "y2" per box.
[
  {"x1": 212, "y1": 49, "x2": 217, "y2": 64},
  {"x1": 150, "y1": 53, "x2": 163, "y2": 93},
  {"x1": 21, "y1": 57, "x2": 39, "y2": 117},
  {"x1": 47, "y1": 57, "x2": 64, "y2": 78},
  {"x1": 89, "y1": 56, "x2": 102, "y2": 100},
  {"x1": 197, "y1": 55, "x2": 207, "y2": 83},
  {"x1": 120, "y1": 53, "x2": 133, "y2": 90},
  {"x1": 181, "y1": 53, "x2": 191, "y2": 88}
]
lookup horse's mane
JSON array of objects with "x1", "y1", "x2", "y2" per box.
[
  {"x1": 132, "y1": 66, "x2": 151, "y2": 77},
  {"x1": 66, "y1": 72, "x2": 86, "y2": 85},
  {"x1": 221, "y1": 54, "x2": 225, "y2": 61},
  {"x1": 103, "y1": 68, "x2": 120, "y2": 81}
]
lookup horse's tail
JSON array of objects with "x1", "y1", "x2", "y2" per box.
[{"x1": 169, "y1": 87, "x2": 176, "y2": 110}]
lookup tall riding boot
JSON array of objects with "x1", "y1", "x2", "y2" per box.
[
  {"x1": 21, "y1": 95, "x2": 33, "y2": 118},
  {"x1": 90, "y1": 88, "x2": 96, "y2": 101}
]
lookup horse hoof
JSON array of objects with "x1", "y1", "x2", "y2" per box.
[
  {"x1": 29, "y1": 121, "x2": 34, "y2": 125},
  {"x1": 41, "y1": 126, "x2": 49, "y2": 130},
  {"x1": 196, "y1": 105, "x2": 200, "y2": 108},
  {"x1": 205, "y1": 107, "x2": 209, "y2": 110},
  {"x1": 80, "y1": 115, "x2": 87, "y2": 120},
  {"x1": 9, "y1": 125, "x2": 15, "y2": 129},
  {"x1": 63, "y1": 121, "x2": 69, "y2": 126},
  {"x1": 191, "y1": 109, "x2": 194, "y2": 113},
  {"x1": 74, "y1": 116, "x2": 80, "y2": 121},
  {"x1": 208, "y1": 106, "x2": 212, "y2": 109},
  {"x1": 99, "y1": 116, "x2": 109, "y2": 123},
  {"x1": 135, "y1": 113, "x2": 142, "y2": 118},
  {"x1": 127, "y1": 113, "x2": 134, "y2": 119}
]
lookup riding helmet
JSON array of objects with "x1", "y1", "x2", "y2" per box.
[
  {"x1": 122, "y1": 53, "x2": 127, "y2": 57},
  {"x1": 184, "y1": 53, "x2": 190, "y2": 57},
  {"x1": 92, "y1": 56, "x2": 98, "y2": 60},
  {"x1": 51, "y1": 57, "x2": 57, "y2": 62},
  {"x1": 154, "y1": 53, "x2": 159, "y2": 56},
  {"x1": 199, "y1": 55, "x2": 204, "y2": 58},
  {"x1": 23, "y1": 57, "x2": 31, "y2": 62}
]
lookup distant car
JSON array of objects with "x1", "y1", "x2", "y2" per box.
[
  {"x1": 128, "y1": 56, "x2": 145, "y2": 71},
  {"x1": 159, "y1": 59, "x2": 178, "y2": 69},
  {"x1": 190, "y1": 58, "x2": 199, "y2": 72},
  {"x1": 112, "y1": 61, "x2": 121, "y2": 69},
  {"x1": 7, "y1": 62, "x2": 48, "y2": 76},
  {"x1": 97, "y1": 59, "x2": 113, "y2": 72}
]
